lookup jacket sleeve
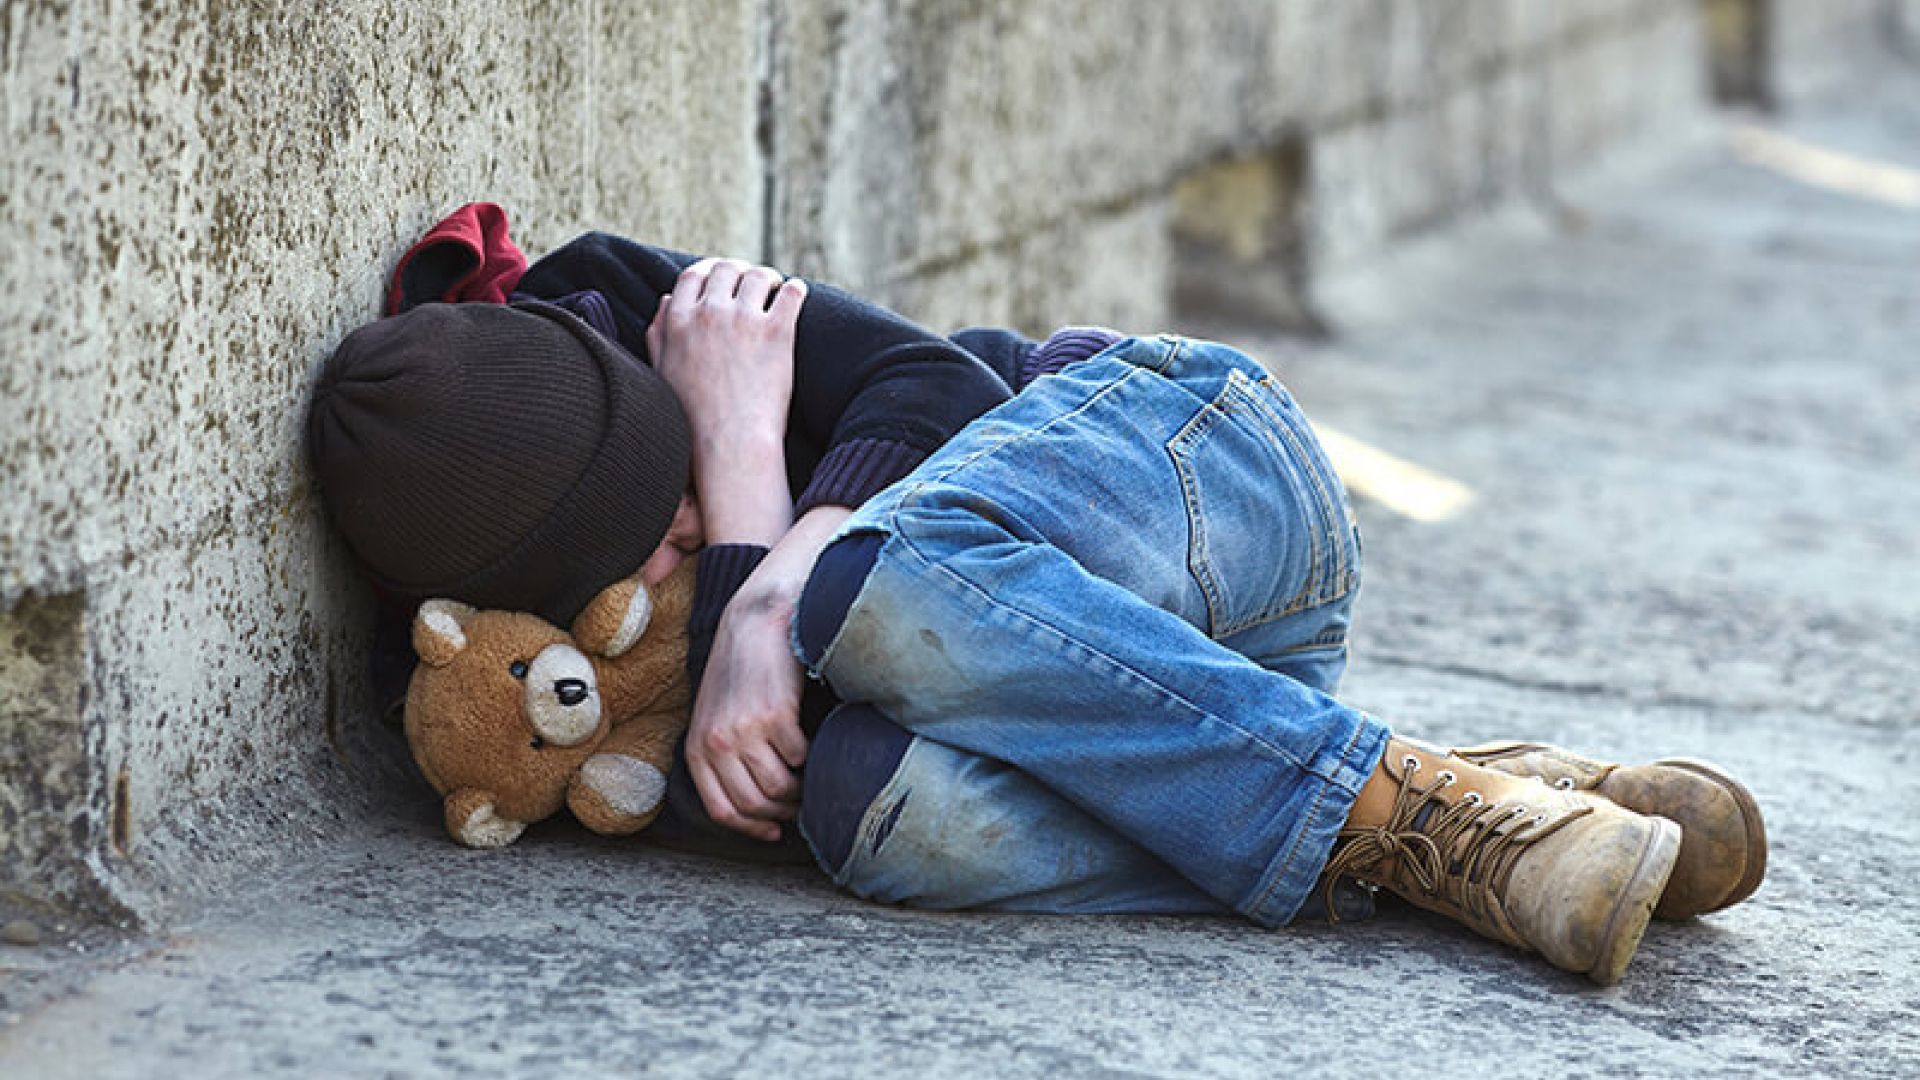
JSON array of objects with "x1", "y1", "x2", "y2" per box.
[
  {"x1": 683, "y1": 544, "x2": 768, "y2": 689},
  {"x1": 519, "y1": 233, "x2": 1014, "y2": 515}
]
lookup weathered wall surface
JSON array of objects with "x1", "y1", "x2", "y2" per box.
[
  {"x1": 769, "y1": 0, "x2": 1710, "y2": 334},
  {"x1": 1766, "y1": 0, "x2": 1914, "y2": 102},
  {"x1": 2, "y1": 0, "x2": 1735, "y2": 921},
  {"x1": 1, "y1": 0, "x2": 765, "y2": 918}
]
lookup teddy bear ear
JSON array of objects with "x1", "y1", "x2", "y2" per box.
[
  {"x1": 413, "y1": 599, "x2": 478, "y2": 668},
  {"x1": 445, "y1": 789, "x2": 525, "y2": 849},
  {"x1": 572, "y1": 575, "x2": 652, "y2": 658}
]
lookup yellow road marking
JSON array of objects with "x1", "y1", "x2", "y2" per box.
[
  {"x1": 1732, "y1": 125, "x2": 1920, "y2": 210},
  {"x1": 1314, "y1": 424, "x2": 1475, "y2": 523}
]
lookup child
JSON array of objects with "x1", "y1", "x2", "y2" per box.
[
  {"x1": 309, "y1": 210, "x2": 1765, "y2": 983},
  {"x1": 310, "y1": 214, "x2": 1124, "y2": 859}
]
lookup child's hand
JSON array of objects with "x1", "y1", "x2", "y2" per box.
[
  {"x1": 647, "y1": 257, "x2": 805, "y2": 446},
  {"x1": 684, "y1": 504, "x2": 850, "y2": 842},
  {"x1": 646, "y1": 258, "x2": 807, "y2": 548},
  {"x1": 685, "y1": 584, "x2": 807, "y2": 842}
]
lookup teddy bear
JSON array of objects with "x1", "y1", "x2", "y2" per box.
[{"x1": 403, "y1": 560, "x2": 697, "y2": 849}]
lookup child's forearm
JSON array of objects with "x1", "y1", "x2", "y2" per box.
[
  {"x1": 693, "y1": 431, "x2": 792, "y2": 549},
  {"x1": 644, "y1": 257, "x2": 807, "y2": 550},
  {"x1": 729, "y1": 503, "x2": 855, "y2": 621}
]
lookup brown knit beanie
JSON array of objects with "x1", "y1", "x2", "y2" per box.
[{"x1": 307, "y1": 301, "x2": 691, "y2": 626}]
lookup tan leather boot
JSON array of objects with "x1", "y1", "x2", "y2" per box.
[
  {"x1": 1453, "y1": 742, "x2": 1765, "y2": 920},
  {"x1": 1325, "y1": 738, "x2": 1681, "y2": 985}
]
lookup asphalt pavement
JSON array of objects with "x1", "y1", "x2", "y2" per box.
[{"x1": 3, "y1": 75, "x2": 1918, "y2": 1079}]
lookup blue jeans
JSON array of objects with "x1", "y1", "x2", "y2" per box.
[{"x1": 795, "y1": 335, "x2": 1389, "y2": 927}]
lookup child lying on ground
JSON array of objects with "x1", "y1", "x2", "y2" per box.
[{"x1": 308, "y1": 205, "x2": 1766, "y2": 983}]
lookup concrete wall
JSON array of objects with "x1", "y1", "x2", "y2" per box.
[
  {"x1": 1, "y1": 0, "x2": 766, "y2": 919},
  {"x1": 2, "y1": 0, "x2": 1718, "y2": 922},
  {"x1": 1764, "y1": 0, "x2": 1915, "y2": 103},
  {"x1": 769, "y1": 0, "x2": 1711, "y2": 333},
  {"x1": 1886, "y1": 0, "x2": 1920, "y2": 56}
]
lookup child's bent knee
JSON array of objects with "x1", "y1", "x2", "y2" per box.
[
  {"x1": 798, "y1": 704, "x2": 913, "y2": 877},
  {"x1": 793, "y1": 530, "x2": 887, "y2": 671}
]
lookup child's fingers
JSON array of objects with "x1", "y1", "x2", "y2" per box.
[
  {"x1": 720, "y1": 750, "x2": 794, "y2": 822},
  {"x1": 769, "y1": 277, "x2": 808, "y2": 325},
  {"x1": 691, "y1": 757, "x2": 781, "y2": 842},
  {"x1": 742, "y1": 746, "x2": 802, "y2": 811},
  {"x1": 738, "y1": 265, "x2": 785, "y2": 311},
  {"x1": 645, "y1": 292, "x2": 672, "y2": 357},
  {"x1": 701, "y1": 259, "x2": 746, "y2": 303},
  {"x1": 676, "y1": 260, "x2": 714, "y2": 299},
  {"x1": 770, "y1": 710, "x2": 809, "y2": 768}
]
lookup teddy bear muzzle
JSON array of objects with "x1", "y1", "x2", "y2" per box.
[{"x1": 524, "y1": 643, "x2": 603, "y2": 747}]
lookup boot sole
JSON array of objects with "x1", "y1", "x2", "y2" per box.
[
  {"x1": 1650, "y1": 757, "x2": 1768, "y2": 914},
  {"x1": 1587, "y1": 816, "x2": 1682, "y2": 986}
]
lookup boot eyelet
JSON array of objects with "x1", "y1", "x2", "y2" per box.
[
  {"x1": 1438, "y1": 770, "x2": 1456, "y2": 785},
  {"x1": 1403, "y1": 755, "x2": 1420, "y2": 771},
  {"x1": 1462, "y1": 791, "x2": 1483, "y2": 805},
  {"x1": 1555, "y1": 777, "x2": 1575, "y2": 790}
]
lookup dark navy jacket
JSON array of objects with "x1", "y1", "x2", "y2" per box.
[{"x1": 514, "y1": 234, "x2": 1055, "y2": 860}]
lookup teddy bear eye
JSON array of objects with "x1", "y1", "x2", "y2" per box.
[{"x1": 509, "y1": 660, "x2": 529, "y2": 679}]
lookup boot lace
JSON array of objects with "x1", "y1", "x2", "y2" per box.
[{"x1": 1321, "y1": 753, "x2": 1591, "y2": 926}]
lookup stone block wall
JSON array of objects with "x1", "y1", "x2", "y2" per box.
[
  {"x1": 769, "y1": 0, "x2": 1712, "y2": 334},
  {"x1": 3, "y1": 0, "x2": 1725, "y2": 921},
  {"x1": 1740, "y1": 0, "x2": 1915, "y2": 104},
  {"x1": 2, "y1": 0, "x2": 766, "y2": 919}
]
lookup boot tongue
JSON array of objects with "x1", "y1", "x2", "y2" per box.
[{"x1": 1411, "y1": 800, "x2": 1475, "y2": 880}]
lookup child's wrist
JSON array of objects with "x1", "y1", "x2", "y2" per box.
[
  {"x1": 695, "y1": 475, "x2": 790, "y2": 549},
  {"x1": 695, "y1": 427, "x2": 784, "y2": 469},
  {"x1": 690, "y1": 431, "x2": 790, "y2": 547}
]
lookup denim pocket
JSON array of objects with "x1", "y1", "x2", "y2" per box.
[{"x1": 1168, "y1": 369, "x2": 1356, "y2": 638}]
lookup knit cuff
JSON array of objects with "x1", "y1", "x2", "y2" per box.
[
  {"x1": 507, "y1": 288, "x2": 619, "y2": 342},
  {"x1": 687, "y1": 544, "x2": 770, "y2": 686},
  {"x1": 1018, "y1": 326, "x2": 1125, "y2": 389},
  {"x1": 795, "y1": 438, "x2": 927, "y2": 516}
]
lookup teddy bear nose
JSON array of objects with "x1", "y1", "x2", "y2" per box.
[{"x1": 554, "y1": 679, "x2": 590, "y2": 707}]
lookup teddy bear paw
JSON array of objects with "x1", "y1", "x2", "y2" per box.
[
  {"x1": 576, "y1": 753, "x2": 668, "y2": 826},
  {"x1": 454, "y1": 799, "x2": 526, "y2": 849}
]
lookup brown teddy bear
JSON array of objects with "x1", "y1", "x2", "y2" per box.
[{"x1": 403, "y1": 561, "x2": 697, "y2": 848}]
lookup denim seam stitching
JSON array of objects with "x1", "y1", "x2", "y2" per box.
[
  {"x1": 1244, "y1": 378, "x2": 1349, "y2": 607},
  {"x1": 1247, "y1": 377, "x2": 1357, "y2": 607},
  {"x1": 885, "y1": 516, "x2": 1311, "y2": 772},
  {"x1": 893, "y1": 362, "x2": 1158, "y2": 515},
  {"x1": 1250, "y1": 718, "x2": 1374, "y2": 919},
  {"x1": 1272, "y1": 634, "x2": 1348, "y2": 657},
  {"x1": 1251, "y1": 378, "x2": 1328, "y2": 614},
  {"x1": 891, "y1": 336, "x2": 1188, "y2": 514},
  {"x1": 1166, "y1": 392, "x2": 1230, "y2": 633},
  {"x1": 1213, "y1": 590, "x2": 1359, "y2": 641},
  {"x1": 1236, "y1": 376, "x2": 1344, "y2": 595},
  {"x1": 1225, "y1": 373, "x2": 1326, "y2": 632},
  {"x1": 1172, "y1": 370, "x2": 1354, "y2": 639}
]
